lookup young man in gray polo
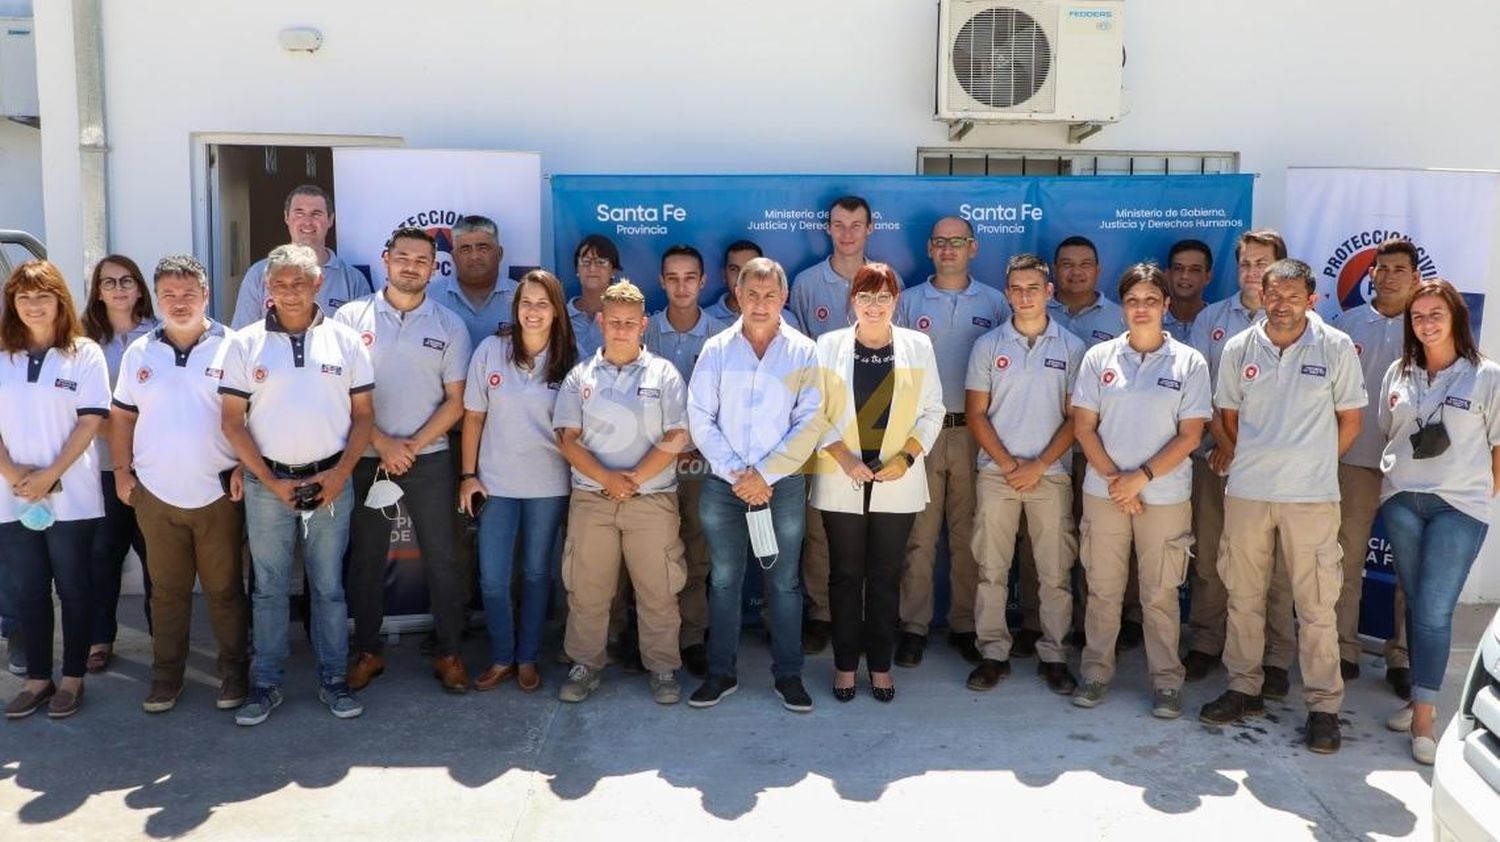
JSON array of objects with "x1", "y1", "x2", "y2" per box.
[
  {"x1": 334, "y1": 227, "x2": 473, "y2": 695},
  {"x1": 553, "y1": 281, "x2": 690, "y2": 705},
  {"x1": 1199, "y1": 258, "x2": 1365, "y2": 754}
]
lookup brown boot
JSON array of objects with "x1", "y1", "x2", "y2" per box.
[
  {"x1": 433, "y1": 655, "x2": 470, "y2": 694},
  {"x1": 347, "y1": 652, "x2": 385, "y2": 691},
  {"x1": 473, "y1": 663, "x2": 516, "y2": 691}
]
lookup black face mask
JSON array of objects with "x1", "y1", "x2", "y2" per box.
[{"x1": 1410, "y1": 420, "x2": 1451, "y2": 460}]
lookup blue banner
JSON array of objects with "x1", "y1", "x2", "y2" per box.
[{"x1": 551, "y1": 174, "x2": 1255, "y2": 309}]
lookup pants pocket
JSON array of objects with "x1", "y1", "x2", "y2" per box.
[
  {"x1": 664, "y1": 542, "x2": 688, "y2": 596},
  {"x1": 1162, "y1": 534, "x2": 1195, "y2": 588},
  {"x1": 1077, "y1": 520, "x2": 1093, "y2": 574},
  {"x1": 560, "y1": 538, "x2": 577, "y2": 592},
  {"x1": 1313, "y1": 545, "x2": 1343, "y2": 608}
]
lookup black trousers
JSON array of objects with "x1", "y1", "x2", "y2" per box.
[
  {"x1": 91, "y1": 471, "x2": 152, "y2": 644},
  {"x1": 3, "y1": 518, "x2": 97, "y2": 679},
  {"x1": 821, "y1": 494, "x2": 916, "y2": 673},
  {"x1": 347, "y1": 453, "x2": 465, "y2": 657}
]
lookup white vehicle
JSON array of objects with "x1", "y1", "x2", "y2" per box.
[{"x1": 1433, "y1": 605, "x2": 1500, "y2": 840}]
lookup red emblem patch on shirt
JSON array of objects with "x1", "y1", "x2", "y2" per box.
[
  {"x1": 361, "y1": 331, "x2": 375, "y2": 347},
  {"x1": 815, "y1": 306, "x2": 830, "y2": 322},
  {"x1": 995, "y1": 355, "x2": 1011, "y2": 371},
  {"x1": 1354, "y1": 342, "x2": 1364, "y2": 357},
  {"x1": 1389, "y1": 392, "x2": 1399, "y2": 409},
  {"x1": 488, "y1": 372, "x2": 502, "y2": 389},
  {"x1": 136, "y1": 367, "x2": 152, "y2": 384},
  {"x1": 1211, "y1": 327, "x2": 1226, "y2": 342},
  {"x1": 253, "y1": 365, "x2": 268, "y2": 384},
  {"x1": 1101, "y1": 369, "x2": 1117, "y2": 385},
  {"x1": 582, "y1": 384, "x2": 593, "y2": 401},
  {"x1": 1243, "y1": 363, "x2": 1259, "y2": 381},
  {"x1": 916, "y1": 315, "x2": 932, "y2": 331}
]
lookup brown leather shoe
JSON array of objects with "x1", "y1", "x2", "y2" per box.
[
  {"x1": 347, "y1": 652, "x2": 385, "y2": 691},
  {"x1": 473, "y1": 663, "x2": 516, "y2": 691},
  {"x1": 5, "y1": 682, "x2": 56, "y2": 719},
  {"x1": 48, "y1": 684, "x2": 84, "y2": 718},
  {"x1": 518, "y1": 663, "x2": 541, "y2": 692},
  {"x1": 433, "y1": 655, "x2": 470, "y2": 694},
  {"x1": 142, "y1": 680, "x2": 183, "y2": 714}
]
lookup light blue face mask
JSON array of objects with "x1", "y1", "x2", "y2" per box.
[{"x1": 18, "y1": 498, "x2": 56, "y2": 531}]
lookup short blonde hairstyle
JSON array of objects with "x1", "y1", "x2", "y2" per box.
[{"x1": 601, "y1": 279, "x2": 646, "y2": 307}]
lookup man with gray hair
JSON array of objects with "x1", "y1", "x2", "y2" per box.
[
  {"x1": 1198, "y1": 258, "x2": 1365, "y2": 755},
  {"x1": 687, "y1": 256, "x2": 823, "y2": 713},
  {"x1": 219, "y1": 243, "x2": 376, "y2": 726},
  {"x1": 430, "y1": 214, "x2": 518, "y2": 350},
  {"x1": 230, "y1": 185, "x2": 373, "y2": 329},
  {"x1": 110, "y1": 255, "x2": 248, "y2": 714}
]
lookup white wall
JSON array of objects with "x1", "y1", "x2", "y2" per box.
[
  {"x1": 33, "y1": 0, "x2": 1500, "y2": 598},
  {"x1": 0, "y1": 119, "x2": 42, "y2": 236}
]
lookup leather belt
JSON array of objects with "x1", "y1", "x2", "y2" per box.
[
  {"x1": 942, "y1": 412, "x2": 967, "y2": 429},
  {"x1": 264, "y1": 452, "x2": 342, "y2": 479}
]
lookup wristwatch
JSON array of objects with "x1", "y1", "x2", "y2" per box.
[{"x1": 899, "y1": 452, "x2": 915, "y2": 468}]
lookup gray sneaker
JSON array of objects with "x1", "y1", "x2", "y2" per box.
[
  {"x1": 1071, "y1": 679, "x2": 1109, "y2": 708},
  {"x1": 234, "y1": 686, "x2": 284, "y2": 726},
  {"x1": 650, "y1": 671, "x2": 681, "y2": 705},
  {"x1": 318, "y1": 682, "x2": 364, "y2": 719},
  {"x1": 1151, "y1": 687, "x2": 1183, "y2": 719},
  {"x1": 558, "y1": 664, "x2": 602, "y2": 702},
  {"x1": 5, "y1": 631, "x2": 24, "y2": 676}
]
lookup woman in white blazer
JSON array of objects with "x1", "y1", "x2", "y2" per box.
[{"x1": 811, "y1": 263, "x2": 945, "y2": 703}]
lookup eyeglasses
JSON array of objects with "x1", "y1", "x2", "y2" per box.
[
  {"x1": 577, "y1": 258, "x2": 613, "y2": 270},
  {"x1": 854, "y1": 292, "x2": 895, "y2": 307},
  {"x1": 929, "y1": 237, "x2": 974, "y2": 249},
  {"x1": 99, "y1": 275, "x2": 138, "y2": 291}
]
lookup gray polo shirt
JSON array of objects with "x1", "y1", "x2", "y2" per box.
[
  {"x1": 1071, "y1": 334, "x2": 1212, "y2": 505},
  {"x1": 789, "y1": 257, "x2": 903, "y2": 340},
  {"x1": 334, "y1": 293, "x2": 472, "y2": 458},
  {"x1": 643, "y1": 308, "x2": 730, "y2": 380},
  {"x1": 230, "y1": 250, "x2": 373, "y2": 330},
  {"x1": 568, "y1": 298, "x2": 605, "y2": 359},
  {"x1": 219, "y1": 308, "x2": 375, "y2": 466},
  {"x1": 1379, "y1": 357, "x2": 1500, "y2": 523},
  {"x1": 1047, "y1": 293, "x2": 1123, "y2": 349},
  {"x1": 1187, "y1": 294, "x2": 1262, "y2": 457},
  {"x1": 1331, "y1": 303, "x2": 1406, "y2": 470},
  {"x1": 1215, "y1": 317, "x2": 1366, "y2": 502},
  {"x1": 463, "y1": 335, "x2": 570, "y2": 499},
  {"x1": 896, "y1": 277, "x2": 1010, "y2": 412},
  {"x1": 552, "y1": 348, "x2": 688, "y2": 494},
  {"x1": 1163, "y1": 307, "x2": 1200, "y2": 341},
  {"x1": 705, "y1": 292, "x2": 804, "y2": 334},
  {"x1": 965, "y1": 317, "x2": 1086, "y2": 475},
  {"x1": 429, "y1": 276, "x2": 519, "y2": 352}
]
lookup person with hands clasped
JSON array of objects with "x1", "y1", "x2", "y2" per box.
[
  {"x1": 964, "y1": 254, "x2": 1087, "y2": 697},
  {"x1": 1376, "y1": 280, "x2": 1500, "y2": 764},
  {"x1": 0, "y1": 261, "x2": 111, "y2": 720},
  {"x1": 219, "y1": 244, "x2": 375, "y2": 726},
  {"x1": 1070, "y1": 264, "x2": 1211, "y2": 718},
  {"x1": 459, "y1": 270, "x2": 577, "y2": 693},
  {"x1": 551, "y1": 281, "x2": 691, "y2": 706},
  {"x1": 811, "y1": 263, "x2": 945, "y2": 703}
]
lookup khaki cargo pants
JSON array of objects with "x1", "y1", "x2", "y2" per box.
[
  {"x1": 901, "y1": 426, "x2": 980, "y2": 635},
  {"x1": 972, "y1": 470, "x2": 1076, "y2": 663}
]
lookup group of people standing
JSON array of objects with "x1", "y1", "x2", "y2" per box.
[{"x1": 1, "y1": 188, "x2": 1492, "y2": 768}]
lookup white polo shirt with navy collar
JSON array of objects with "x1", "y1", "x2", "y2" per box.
[
  {"x1": 552, "y1": 348, "x2": 689, "y2": 494},
  {"x1": 1046, "y1": 293, "x2": 1123, "y2": 349},
  {"x1": 230, "y1": 249, "x2": 374, "y2": 330},
  {"x1": 964, "y1": 317, "x2": 1086, "y2": 475},
  {"x1": 896, "y1": 276, "x2": 1011, "y2": 412},
  {"x1": 1071, "y1": 334, "x2": 1213, "y2": 505},
  {"x1": 334, "y1": 292, "x2": 472, "y2": 458},
  {"x1": 429, "y1": 275, "x2": 519, "y2": 352},
  {"x1": 0, "y1": 338, "x2": 111, "y2": 523},
  {"x1": 789, "y1": 257, "x2": 904, "y2": 340},
  {"x1": 1330, "y1": 302, "x2": 1406, "y2": 470},
  {"x1": 112, "y1": 322, "x2": 239, "y2": 509},
  {"x1": 219, "y1": 307, "x2": 375, "y2": 466},
  {"x1": 1215, "y1": 316, "x2": 1366, "y2": 502}
]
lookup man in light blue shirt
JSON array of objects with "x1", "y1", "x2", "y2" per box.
[
  {"x1": 687, "y1": 257, "x2": 823, "y2": 713},
  {"x1": 231, "y1": 185, "x2": 373, "y2": 329},
  {"x1": 428, "y1": 215, "x2": 518, "y2": 351}
]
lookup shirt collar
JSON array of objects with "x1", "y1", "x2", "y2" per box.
[
  {"x1": 654, "y1": 307, "x2": 713, "y2": 337},
  {"x1": 921, "y1": 276, "x2": 979, "y2": 298},
  {"x1": 374, "y1": 290, "x2": 434, "y2": 320},
  {"x1": 153, "y1": 319, "x2": 225, "y2": 343},
  {"x1": 590, "y1": 345, "x2": 649, "y2": 373},
  {"x1": 1049, "y1": 293, "x2": 1103, "y2": 317},
  {"x1": 1252, "y1": 314, "x2": 1323, "y2": 350},
  {"x1": 265, "y1": 305, "x2": 325, "y2": 334},
  {"x1": 1000, "y1": 315, "x2": 1060, "y2": 345}
]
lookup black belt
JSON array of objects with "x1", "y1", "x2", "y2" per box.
[
  {"x1": 942, "y1": 412, "x2": 967, "y2": 429},
  {"x1": 264, "y1": 452, "x2": 342, "y2": 479}
]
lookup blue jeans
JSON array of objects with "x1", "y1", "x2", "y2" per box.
[
  {"x1": 244, "y1": 472, "x2": 354, "y2": 688},
  {"x1": 1380, "y1": 491, "x2": 1489, "y2": 704},
  {"x1": 477, "y1": 494, "x2": 567, "y2": 665},
  {"x1": 700, "y1": 474, "x2": 806, "y2": 680}
]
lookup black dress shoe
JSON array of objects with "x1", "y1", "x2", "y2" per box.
[
  {"x1": 1386, "y1": 666, "x2": 1412, "y2": 700},
  {"x1": 832, "y1": 683, "x2": 856, "y2": 702},
  {"x1": 1116, "y1": 620, "x2": 1144, "y2": 651},
  {"x1": 947, "y1": 631, "x2": 982, "y2": 664},
  {"x1": 1183, "y1": 650, "x2": 1222, "y2": 683},
  {"x1": 681, "y1": 644, "x2": 708, "y2": 680},
  {"x1": 894, "y1": 632, "x2": 927, "y2": 668},
  {"x1": 1261, "y1": 665, "x2": 1290, "y2": 700},
  {"x1": 871, "y1": 681, "x2": 895, "y2": 703},
  {"x1": 1306, "y1": 711, "x2": 1342, "y2": 754},
  {"x1": 966, "y1": 658, "x2": 1011, "y2": 690},
  {"x1": 1198, "y1": 689, "x2": 1266, "y2": 725},
  {"x1": 1038, "y1": 661, "x2": 1078, "y2": 695},
  {"x1": 1340, "y1": 659, "x2": 1361, "y2": 680},
  {"x1": 801, "y1": 620, "x2": 831, "y2": 655},
  {"x1": 1010, "y1": 628, "x2": 1041, "y2": 659}
]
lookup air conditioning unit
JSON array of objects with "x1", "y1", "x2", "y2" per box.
[
  {"x1": 0, "y1": 17, "x2": 38, "y2": 124},
  {"x1": 936, "y1": 0, "x2": 1124, "y2": 134}
]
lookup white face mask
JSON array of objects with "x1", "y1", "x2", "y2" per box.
[
  {"x1": 746, "y1": 504, "x2": 779, "y2": 569},
  {"x1": 364, "y1": 468, "x2": 404, "y2": 516}
]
